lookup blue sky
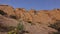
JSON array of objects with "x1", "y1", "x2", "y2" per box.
[{"x1": 0, "y1": 0, "x2": 60, "y2": 10}]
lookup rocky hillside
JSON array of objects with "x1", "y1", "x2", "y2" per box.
[{"x1": 0, "y1": 5, "x2": 60, "y2": 34}]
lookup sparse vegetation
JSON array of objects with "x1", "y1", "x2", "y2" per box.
[
  {"x1": 0, "y1": 19, "x2": 25, "y2": 34},
  {"x1": 49, "y1": 20, "x2": 60, "y2": 34},
  {"x1": 8, "y1": 19, "x2": 29, "y2": 34},
  {"x1": 8, "y1": 21, "x2": 24, "y2": 34},
  {"x1": 49, "y1": 20, "x2": 60, "y2": 31},
  {"x1": 52, "y1": 31, "x2": 60, "y2": 34}
]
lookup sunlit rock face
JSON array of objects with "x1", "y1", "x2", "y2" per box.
[
  {"x1": 35, "y1": 10, "x2": 56, "y2": 26},
  {"x1": 15, "y1": 8, "x2": 33, "y2": 22},
  {"x1": 27, "y1": 9, "x2": 37, "y2": 22},
  {"x1": 0, "y1": 5, "x2": 60, "y2": 26},
  {"x1": 15, "y1": 8, "x2": 26, "y2": 19},
  {"x1": 49, "y1": 9, "x2": 60, "y2": 20},
  {"x1": 0, "y1": 5, "x2": 60, "y2": 34},
  {"x1": 0, "y1": 5, "x2": 15, "y2": 17}
]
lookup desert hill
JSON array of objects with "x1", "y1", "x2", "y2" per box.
[{"x1": 0, "y1": 5, "x2": 60, "y2": 34}]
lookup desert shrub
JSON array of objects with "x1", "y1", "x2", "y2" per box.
[
  {"x1": 52, "y1": 31, "x2": 60, "y2": 34},
  {"x1": 8, "y1": 22, "x2": 24, "y2": 34},
  {"x1": 0, "y1": 19, "x2": 29, "y2": 34},
  {"x1": 49, "y1": 20, "x2": 60, "y2": 34},
  {"x1": 8, "y1": 20, "x2": 29, "y2": 34},
  {"x1": 49, "y1": 20, "x2": 60, "y2": 31},
  {"x1": 17, "y1": 23, "x2": 23, "y2": 30}
]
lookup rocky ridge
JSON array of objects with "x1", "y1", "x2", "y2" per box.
[{"x1": 0, "y1": 5, "x2": 60, "y2": 34}]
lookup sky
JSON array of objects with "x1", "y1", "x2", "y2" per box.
[{"x1": 0, "y1": 0, "x2": 60, "y2": 10}]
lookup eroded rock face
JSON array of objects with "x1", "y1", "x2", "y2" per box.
[
  {"x1": 15, "y1": 8, "x2": 26, "y2": 19},
  {"x1": 0, "y1": 5, "x2": 15, "y2": 17},
  {"x1": 49, "y1": 9, "x2": 60, "y2": 20},
  {"x1": 35, "y1": 10, "x2": 56, "y2": 26},
  {"x1": 0, "y1": 5, "x2": 60, "y2": 34},
  {"x1": 0, "y1": 15, "x2": 19, "y2": 27},
  {"x1": 0, "y1": 5, "x2": 60, "y2": 26},
  {"x1": 22, "y1": 21, "x2": 58, "y2": 34},
  {"x1": 0, "y1": 15, "x2": 19, "y2": 34}
]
